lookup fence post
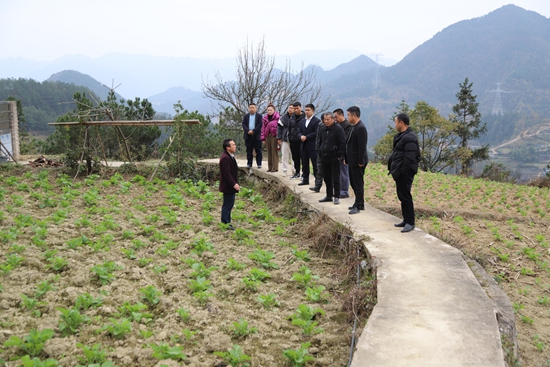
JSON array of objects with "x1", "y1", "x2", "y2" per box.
[{"x1": 8, "y1": 101, "x2": 20, "y2": 161}]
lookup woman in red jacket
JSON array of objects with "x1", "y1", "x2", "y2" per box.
[{"x1": 261, "y1": 103, "x2": 281, "y2": 172}]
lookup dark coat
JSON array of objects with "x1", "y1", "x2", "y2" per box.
[
  {"x1": 316, "y1": 122, "x2": 346, "y2": 161},
  {"x1": 345, "y1": 120, "x2": 368, "y2": 167},
  {"x1": 242, "y1": 113, "x2": 263, "y2": 141},
  {"x1": 338, "y1": 119, "x2": 352, "y2": 139},
  {"x1": 289, "y1": 113, "x2": 305, "y2": 142},
  {"x1": 388, "y1": 127, "x2": 420, "y2": 179},
  {"x1": 219, "y1": 151, "x2": 239, "y2": 194},
  {"x1": 299, "y1": 115, "x2": 321, "y2": 152},
  {"x1": 277, "y1": 112, "x2": 292, "y2": 141}
]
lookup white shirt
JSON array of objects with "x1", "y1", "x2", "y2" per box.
[{"x1": 305, "y1": 117, "x2": 312, "y2": 128}]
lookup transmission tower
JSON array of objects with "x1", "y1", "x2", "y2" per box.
[
  {"x1": 486, "y1": 83, "x2": 512, "y2": 115},
  {"x1": 371, "y1": 53, "x2": 383, "y2": 89}
]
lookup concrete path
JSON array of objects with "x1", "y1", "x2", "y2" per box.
[{"x1": 218, "y1": 159, "x2": 505, "y2": 367}]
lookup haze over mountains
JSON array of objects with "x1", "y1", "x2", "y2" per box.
[{"x1": 1, "y1": 5, "x2": 549, "y2": 150}]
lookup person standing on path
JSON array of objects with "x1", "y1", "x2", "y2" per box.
[
  {"x1": 298, "y1": 104, "x2": 321, "y2": 186},
  {"x1": 242, "y1": 103, "x2": 263, "y2": 169},
  {"x1": 334, "y1": 108, "x2": 352, "y2": 198},
  {"x1": 388, "y1": 113, "x2": 421, "y2": 233},
  {"x1": 344, "y1": 106, "x2": 368, "y2": 214},
  {"x1": 316, "y1": 112, "x2": 346, "y2": 205},
  {"x1": 289, "y1": 102, "x2": 305, "y2": 179},
  {"x1": 219, "y1": 138, "x2": 240, "y2": 229},
  {"x1": 261, "y1": 103, "x2": 281, "y2": 172},
  {"x1": 277, "y1": 104, "x2": 294, "y2": 176}
]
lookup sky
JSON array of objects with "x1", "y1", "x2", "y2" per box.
[{"x1": 1, "y1": 0, "x2": 549, "y2": 65}]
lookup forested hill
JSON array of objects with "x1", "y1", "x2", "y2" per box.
[
  {"x1": 324, "y1": 5, "x2": 550, "y2": 144},
  {"x1": 0, "y1": 78, "x2": 97, "y2": 132},
  {"x1": 47, "y1": 70, "x2": 123, "y2": 101}
]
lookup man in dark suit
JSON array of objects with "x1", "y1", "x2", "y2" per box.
[
  {"x1": 242, "y1": 103, "x2": 263, "y2": 168},
  {"x1": 219, "y1": 138, "x2": 240, "y2": 229},
  {"x1": 298, "y1": 104, "x2": 321, "y2": 186},
  {"x1": 344, "y1": 106, "x2": 368, "y2": 214}
]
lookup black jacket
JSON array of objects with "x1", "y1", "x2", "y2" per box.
[
  {"x1": 289, "y1": 113, "x2": 305, "y2": 142},
  {"x1": 276, "y1": 112, "x2": 292, "y2": 141},
  {"x1": 316, "y1": 123, "x2": 345, "y2": 161},
  {"x1": 338, "y1": 119, "x2": 352, "y2": 139},
  {"x1": 388, "y1": 127, "x2": 420, "y2": 178},
  {"x1": 299, "y1": 115, "x2": 321, "y2": 152},
  {"x1": 345, "y1": 120, "x2": 368, "y2": 167}
]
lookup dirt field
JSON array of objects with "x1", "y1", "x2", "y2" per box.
[{"x1": 0, "y1": 166, "x2": 374, "y2": 366}]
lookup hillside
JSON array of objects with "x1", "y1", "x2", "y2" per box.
[
  {"x1": 325, "y1": 5, "x2": 550, "y2": 145},
  {"x1": 47, "y1": 70, "x2": 123, "y2": 101}
]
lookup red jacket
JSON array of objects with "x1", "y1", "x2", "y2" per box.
[
  {"x1": 219, "y1": 151, "x2": 239, "y2": 194},
  {"x1": 261, "y1": 112, "x2": 281, "y2": 141}
]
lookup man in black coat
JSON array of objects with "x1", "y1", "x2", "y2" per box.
[
  {"x1": 298, "y1": 103, "x2": 321, "y2": 186},
  {"x1": 316, "y1": 112, "x2": 346, "y2": 205},
  {"x1": 289, "y1": 102, "x2": 305, "y2": 179},
  {"x1": 388, "y1": 113, "x2": 421, "y2": 233},
  {"x1": 334, "y1": 108, "x2": 352, "y2": 198},
  {"x1": 219, "y1": 138, "x2": 240, "y2": 229},
  {"x1": 344, "y1": 106, "x2": 368, "y2": 214},
  {"x1": 242, "y1": 103, "x2": 263, "y2": 168}
]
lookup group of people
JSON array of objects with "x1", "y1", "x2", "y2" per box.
[{"x1": 220, "y1": 102, "x2": 420, "y2": 233}]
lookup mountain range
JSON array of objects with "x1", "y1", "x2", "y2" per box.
[{"x1": 1, "y1": 5, "x2": 549, "y2": 149}]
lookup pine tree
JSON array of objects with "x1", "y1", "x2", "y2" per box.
[{"x1": 452, "y1": 78, "x2": 489, "y2": 175}]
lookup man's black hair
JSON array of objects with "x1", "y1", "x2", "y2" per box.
[
  {"x1": 305, "y1": 103, "x2": 315, "y2": 111},
  {"x1": 333, "y1": 108, "x2": 344, "y2": 115},
  {"x1": 292, "y1": 101, "x2": 302, "y2": 107},
  {"x1": 346, "y1": 106, "x2": 361, "y2": 118},
  {"x1": 396, "y1": 113, "x2": 410, "y2": 125}
]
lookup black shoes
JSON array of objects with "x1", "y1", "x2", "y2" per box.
[
  {"x1": 340, "y1": 194, "x2": 349, "y2": 199},
  {"x1": 401, "y1": 224, "x2": 415, "y2": 233},
  {"x1": 290, "y1": 174, "x2": 300, "y2": 179},
  {"x1": 348, "y1": 206, "x2": 360, "y2": 214},
  {"x1": 348, "y1": 206, "x2": 364, "y2": 210},
  {"x1": 298, "y1": 182, "x2": 309, "y2": 186},
  {"x1": 394, "y1": 221, "x2": 406, "y2": 227},
  {"x1": 309, "y1": 186, "x2": 321, "y2": 192},
  {"x1": 319, "y1": 197, "x2": 333, "y2": 203}
]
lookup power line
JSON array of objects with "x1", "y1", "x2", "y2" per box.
[
  {"x1": 486, "y1": 83, "x2": 512, "y2": 115},
  {"x1": 370, "y1": 53, "x2": 383, "y2": 89}
]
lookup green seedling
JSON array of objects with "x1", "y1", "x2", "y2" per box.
[
  {"x1": 34, "y1": 276, "x2": 59, "y2": 299},
  {"x1": 188, "y1": 277, "x2": 212, "y2": 293},
  {"x1": 101, "y1": 318, "x2": 132, "y2": 339},
  {"x1": 248, "y1": 249, "x2": 278, "y2": 269},
  {"x1": 177, "y1": 307, "x2": 191, "y2": 322},
  {"x1": 304, "y1": 285, "x2": 329, "y2": 303},
  {"x1": 242, "y1": 268, "x2": 271, "y2": 291},
  {"x1": 190, "y1": 236, "x2": 216, "y2": 256},
  {"x1": 181, "y1": 328, "x2": 197, "y2": 341},
  {"x1": 18, "y1": 356, "x2": 61, "y2": 367},
  {"x1": 140, "y1": 329, "x2": 154, "y2": 339},
  {"x1": 122, "y1": 230, "x2": 135, "y2": 239},
  {"x1": 533, "y1": 335, "x2": 546, "y2": 352},
  {"x1": 283, "y1": 342, "x2": 315, "y2": 366},
  {"x1": 152, "y1": 264, "x2": 168, "y2": 273},
  {"x1": 149, "y1": 343, "x2": 186, "y2": 361},
  {"x1": 10, "y1": 244, "x2": 26, "y2": 254},
  {"x1": 193, "y1": 290, "x2": 213, "y2": 305},
  {"x1": 537, "y1": 296, "x2": 550, "y2": 306},
  {"x1": 189, "y1": 262, "x2": 218, "y2": 278},
  {"x1": 230, "y1": 319, "x2": 257, "y2": 338},
  {"x1": 132, "y1": 238, "x2": 148, "y2": 249},
  {"x1": 5, "y1": 254, "x2": 25, "y2": 268},
  {"x1": 3, "y1": 329, "x2": 55, "y2": 357},
  {"x1": 202, "y1": 210, "x2": 214, "y2": 226},
  {"x1": 91, "y1": 261, "x2": 122, "y2": 285},
  {"x1": 138, "y1": 258, "x2": 153, "y2": 267},
  {"x1": 227, "y1": 258, "x2": 246, "y2": 271},
  {"x1": 291, "y1": 246, "x2": 311, "y2": 262},
  {"x1": 232, "y1": 228, "x2": 254, "y2": 243},
  {"x1": 214, "y1": 344, "x2": 251, "y2": 367},
  {"x1": 117, "y1": 302, "x2": 153, "y2": 323},
  {"x1": 20, "y1": 294, "x2": 46, "y2": 316},
  {"x1": 121, "y1": 248, "x2": 137, "y2": 260},
  {"x1": 257, "y1": 293, "x2": 280, "y2": 309},
  {"x1": 292, "y1": 265, "x2": 319, "y2": 288},
  {"x1": 521, "y1": 315, "x2": 534, "y2": 324},
  {"x1": 58, "y1": 307, "x2": 90, "y2": 335},
  {"x1": 47, "y1": 257, "x2": 69, "y2": 272},
  {"x1": 139, "y1": 285, "x2": 162, "y2": 306},
  {"x1": 75, "y1": 293, "x2": 103, "y2": 311}
]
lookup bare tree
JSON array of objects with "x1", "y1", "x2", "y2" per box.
[{"x1": 202, "y1": 37, "x2": 331, "y2": 123}]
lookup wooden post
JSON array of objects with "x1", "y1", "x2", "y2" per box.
[{"x1": 8, "y1": 101, "x2": 20, "y2": 161}]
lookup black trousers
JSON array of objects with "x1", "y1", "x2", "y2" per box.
[
  {"x1": 321, "y1": 157, "x2": 340, "y2": 198},
  {"x1": 395, "y1": 173, "x2": 415, "y2": 225},
  {"x1": 221, "y1": 193, "x2": 235, "y2": 224},
  {"x1": 301, "y1": 148, "x2": 317, "y2": 184},
  {"x1": 290, "y1": 140, "x2": 301, "y2": 175},
  {"x1": 315, "y1": 155, "x2": 323, "y2": 188},
  {"x1": 349, "y1": 164, "x2": 366, "y2": 209},
  {"x1": 245, "y1": 138, "x2": 262, "y2": 167}
]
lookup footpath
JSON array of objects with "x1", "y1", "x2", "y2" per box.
[{"x1": 204, "y1": 159, "x2": 505, "y2": 367}]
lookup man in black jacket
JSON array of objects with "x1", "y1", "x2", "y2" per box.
[
  {"x1": 289, "y1": 102, "x2": 305, "y2": 179},
  {"x1": 388, "y1": 113, "x2": 421, "y2": 233},
  {"x1": 242, "y1": 103, "x2": 263, "y2": 169},
  {"x1": 298, "y1": 104, "x2": 321, "y2": 186},
  {"x1": 344, "y1": 106, "x2": 368, "y2": 214},
  {"x1": 334, "y1": 108, "x2": 352, "y2": 198},
  {"x1": 316, "y1": 112, "x2": 346, "y2": 205}
]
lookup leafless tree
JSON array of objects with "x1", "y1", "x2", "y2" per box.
[{"x1": 202, "y1": 37, "x2": 332, "y2": 123}]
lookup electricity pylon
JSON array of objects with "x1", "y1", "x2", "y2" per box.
[
  {"x1": 486, "y1": 83, "x2": 512, "y2": 115},
  {"x1": 371, "y1": 53, "x2": 383, "y2": 89}
]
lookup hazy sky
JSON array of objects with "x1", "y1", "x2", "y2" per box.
[{"x1": 1, "y1": 0, "x2": 549, "y2": 64}]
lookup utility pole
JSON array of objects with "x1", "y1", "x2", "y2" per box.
[
  {"x1": 371, "y1": 53, "x2": 383, "y2": 89},
  {"x1": 486, "y1": 83, "x2": 512, "y2": 115}
]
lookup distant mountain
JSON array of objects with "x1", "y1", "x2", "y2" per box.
[
  {"x1": 309, "y1": 55, "x2": 379, "y2": 84},
  {"x1": 147, "y1": 87, "x2": 211, "y2": 114},
  {"x1": 47, "y1": 70, "x2": 123, "y2": 101},
  {"x1": 325, "y1": 5, "x2": 550, "y2": 144}
]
